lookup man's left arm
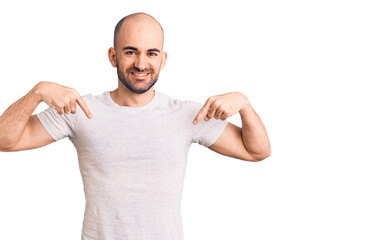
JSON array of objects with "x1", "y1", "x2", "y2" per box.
[{"x1": 193, "y1": 92, "x2": 271, "y2": 162}]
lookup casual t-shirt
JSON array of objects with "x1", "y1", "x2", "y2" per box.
[{"x1": 36, "y1": 90, "x2": 229, "y2": 240}]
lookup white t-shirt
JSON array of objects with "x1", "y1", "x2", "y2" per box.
[{"x1": 36, "y1": 90, "x2": 228, "y2": 240}]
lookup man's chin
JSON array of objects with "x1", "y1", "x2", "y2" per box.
[
  {"x1": 119, "y1": 75, "x2": 158, "y2": 94},
  {"x1": 128, "y1": 84, "x2": 155, "y2": 94},
  {"x1": 125, "y1": 86, "x2": 149, "y2": 94},
  {"x1": 133, "y1": 89, "x2": 150, "y2": 94}
]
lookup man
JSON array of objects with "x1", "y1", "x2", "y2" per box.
[{"x1": 0, "y1": 12, "x2": 271, "y2": 240}]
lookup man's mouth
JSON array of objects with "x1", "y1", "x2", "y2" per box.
[{"x1": 131, "y1": 72, "x2": 150, "y2": 79}]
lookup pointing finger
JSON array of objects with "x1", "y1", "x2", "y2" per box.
[
  {"x1": 193, "y1": 98, "x2": 213, "y2": 125},
  {"x1": 76, "y1": 95, "x2": 92, "y2": 119}
]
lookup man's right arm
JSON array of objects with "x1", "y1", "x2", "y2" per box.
[
  {"x1": 0, "y1": 81, "x2": 92, "y2": 152},
  {"x1": 0, "y1": 83, "x2": 49, "y2": 151}
]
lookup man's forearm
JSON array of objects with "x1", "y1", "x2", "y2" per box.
[
  {"x1": 239, "y1": 103, "x2": 271, "y2": 160},
  {"x1": 0, "y1": 84, "x2": 42, "y2": 150}
]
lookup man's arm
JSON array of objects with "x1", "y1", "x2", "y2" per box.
[
  {"x1": 193, "y1": 92, "x2": 271, "y2": 162},
  {"x1": 0, "y1": 81, "x2": 92, "y2": 152},
  {"x1": 0, "y1": 84, "x2": 46, "y2": 151}
]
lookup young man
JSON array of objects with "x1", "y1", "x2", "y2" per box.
[{"x1": 0, "y1": 12, "x2": 271, "y2": 240}]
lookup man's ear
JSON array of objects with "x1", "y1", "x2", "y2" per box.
[
  {"x1": 108, "y1": 47, "x2": 117, "y2": 67},
  {"x1": 160, "y1": 51, "x2": 168, "y2": 70}
]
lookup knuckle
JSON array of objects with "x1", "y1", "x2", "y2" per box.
[
  {"x1": 68, "y1": 94, "x2": 75, "y2": 100},
  {"x1": 72, "y1": 89, "x2": 80, "y2": 96}
]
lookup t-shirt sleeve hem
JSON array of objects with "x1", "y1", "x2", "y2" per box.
[
  {"x1": 203, "y1": 120, "x2": 229, "y2": 147},
  {"x1": 36, "y1": 112, "x2": 61, "y2": 142}
]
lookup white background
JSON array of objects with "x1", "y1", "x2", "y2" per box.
[{"x1": 0, "y1": 0, "x2": 390, "y2": 239}]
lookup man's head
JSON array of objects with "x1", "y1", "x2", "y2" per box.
[{"x1": 108, "y1": 12, "x2": 167, "y2": 94}]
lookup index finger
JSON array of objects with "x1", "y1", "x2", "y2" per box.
[
  {"x1": 76, "y1": 96, "x2": 92, "y2": 119},
  {"x1": 193, "y1": 98, "x2": 212, "y2": 125}
]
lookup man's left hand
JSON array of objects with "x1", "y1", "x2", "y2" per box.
[{"x1": 193, "y1": 92, "x2": 250, "y2": 125}]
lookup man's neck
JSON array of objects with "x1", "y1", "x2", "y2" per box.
[{"x1": 110, "y1": 86, "x2": 155, "y2": 107}]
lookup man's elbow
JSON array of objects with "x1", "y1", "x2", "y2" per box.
[
  {"x1": 0, "y1": 142, "x2": 15, "y2": 152},
  {"x1": 252, "y1": 149, "x2": 272, "y2": 162}
]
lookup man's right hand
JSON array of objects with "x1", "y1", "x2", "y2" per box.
[{"x1": 35, "y1": 81, "x2": 92, "y2": 119}]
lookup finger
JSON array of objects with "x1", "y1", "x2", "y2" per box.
[
  {"x1": 76, "y1": 95, "x2": 92, "y2": 119},
  {"x1": 215, "y1": 109, "x2": 224, "y2": 119},
  {"x1": 70, "y1": 100, "x2": 77, "y2": 114},
  {"x1": 193, "y1": 98, "x2": 213, "y2": 124},
  {"x1": 64, "y1": 103, "x2": 71, "y2": 114},
  {"x1": 204, "y1": 106, "x2": 217, "y2": 121},
  {"x1": 56, "y1": 106, "x2": 64, "y2": 115},
  {"x1": 206, "y1": 105, "x2": 218, "y2": 119},
  {"x1": 220, "y1": 112, "x2": 229, "y2": 120}
]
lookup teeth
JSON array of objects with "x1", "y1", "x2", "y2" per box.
[{"x1": 134, "y1": 73, "x2": 148, "y2": 76}]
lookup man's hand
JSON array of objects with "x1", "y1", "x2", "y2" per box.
[
  {"x1": 35, "y1": 81, "x2": 92, "y2": 119},
  {"x1": 193, "y1": 92, "x2": 250, "y2": 125}
]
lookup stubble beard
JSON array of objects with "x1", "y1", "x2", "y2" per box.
[{"x1": 117, "y1": 64, "x2": 161, "y2": 95}]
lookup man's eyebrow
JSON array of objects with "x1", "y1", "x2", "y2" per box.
[
  {"x1": 148, "y1": 48, "x2": 160, "y2": 53},
  {"x1": 122, "y1": 46, "x2": 160, "y2": 53},
  {"x1": 122, "y1": 46, "x2": 138, "y2": 51}
]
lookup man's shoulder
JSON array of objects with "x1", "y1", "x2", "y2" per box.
[
  {"x1": 80, "y1": 91, "x2": 106, "y2": 102},
  {"x1": 74, "y1": 91, "x2": 109, "y2": 117},
  {"x1": 159, "y1": 91, "x2": 203, "y2": 112},
  {"x1": 77, "y1": 91, "x2": 112, "y2": 110}
]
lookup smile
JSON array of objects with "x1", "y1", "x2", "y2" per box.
[{"x1": 131, "y1": 72, "x2": 149, "y2": 78}]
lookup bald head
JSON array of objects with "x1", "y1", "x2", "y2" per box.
[{"x1": 113, "y1": 12, "x2": 164, "y2": 50}]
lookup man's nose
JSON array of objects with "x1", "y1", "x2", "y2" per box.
[{"x1": 134, "y1": 54, "x2": 148, "y2": 71}]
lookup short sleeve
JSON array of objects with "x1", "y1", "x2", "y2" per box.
[
  {"x1": 189, "y1": 101, "x2": 229, "y2": 147},
  {"x1": 36, "y1": 106, "x2": 77, "y2": 142}
]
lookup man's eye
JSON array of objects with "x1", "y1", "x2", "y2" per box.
[
  {"x1": 148, "y1": 52, "x2": 158, "y2": 56},
  {"x1": 126, "y1": 51, "x2": 135, "y2": 55}
]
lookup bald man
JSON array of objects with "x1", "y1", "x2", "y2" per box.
[{"x1": 0, "y1": 12, "x2": 271, "y2": 240}]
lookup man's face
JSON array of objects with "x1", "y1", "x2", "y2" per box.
[
  {"x1": 115, "y1": 51, "x2": 161, "y2": 94},
  {"x1": 110, "y1": 17, "x2": 166, "y2": 94}
]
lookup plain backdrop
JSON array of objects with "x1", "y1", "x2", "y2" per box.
[{"x1": 0, "y1": 0, "x2": 390, "y2": 239}]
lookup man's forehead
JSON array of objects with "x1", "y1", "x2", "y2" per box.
[
  {"x1": 117, "y1": 18, "x2": 164, "y2": 50},
  {"x1": 117, "y1": 35, "x2": 163, "y2": 51}
]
